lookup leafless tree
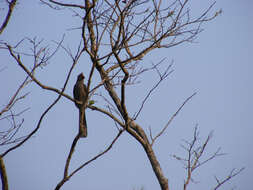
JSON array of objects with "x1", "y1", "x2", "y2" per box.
[{"x1": 0, "y1": 1, "x2": 242, "y2": 190}]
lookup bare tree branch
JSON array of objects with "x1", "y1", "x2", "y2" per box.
[
  {"x1": 5, "y1": 43, "x2": 76, "y2": 103},
  {"x1": 55, "y1": 129, "x2": 124, "y2": 190},
  {"x1": 1, "y1": 38, "x2": 80, "y2": 157},
  {"x1": 213, "y1": 168, "x2": 245, "y2": 190},
  {"x1": 1, "y1": 1, "x2": 225, "y2": 190},
  {"x1": 151, "y1": 92, "x2": 196, "y2": 146},
  {"x1": 134, "y1": 60, "x2": 174, "y2": 120},
  {"x1": 0, "y1": 0, "x2": 17, "y2": 35},
  {"x1": 88, "y1": 105, "x2": 124, "y2": 127},
  {"x1": 40, "y1": 0, "x2": 85, "y2": 9},
  {"x1": 0, "y1": 76, "x2": 29, "y2": 117},
  {"x1": 171, "y1": 127, "x2": 242, "y2": 190}
]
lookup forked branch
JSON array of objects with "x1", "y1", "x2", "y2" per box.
[
  {"x1": 2, "y1": 39, "x2": 80, "y2": 157},
  {"x1": 213, "y1": 168, "x2": 245, "y2": 190},
  {"x1": 55, "y1": 130, "x2": 123, "y2": 190},
  {"x1": 171, "y1": 127, "x2": 242, "y2": 190},
  {"x1": 5, "y1": 43, "x2": 76, "y2": 103}
]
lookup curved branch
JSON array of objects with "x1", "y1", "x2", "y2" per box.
[
  {"x1": 88, "y1": 105, "x2": 124, "y2": 127},
  {"x1": 0, "y1": 0, "x2": 17, "y2": 35},
  {"x1": 2, "y1": 42, "x2": 79, "y2": 157},
  {"x1": 1, "y1": 93, "x2": 59, "y2": 157},
  {"x1": 6, "y1": 44, "x2": 76, "y2": 103},
  {"x1": 40, "y1": 0, "x2": 85, "y2": 9}
]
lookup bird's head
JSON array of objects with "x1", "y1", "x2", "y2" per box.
[{"x1": 77, "y1": 73, "x2": 85, "y2": 81}]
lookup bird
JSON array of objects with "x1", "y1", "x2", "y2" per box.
[{"x1": 73, "y1": 73, "x2": 88, "y2": 137}]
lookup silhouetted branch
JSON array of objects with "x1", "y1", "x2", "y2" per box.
[
  {"x1": 40, "y1": 0, "x2": 85, "y2": 9},
  {"x1": 171, "y1": 127, "x2": 240, "y2": 190},
  {"x1": 0, "y1": 55, "x2": 31, "y2": 149},
  {"x1": 1, "y1": 38, "x2": 80, "y2": 157},
  {"x1": 0, "y1": 111, "x2": 27, "y2": 146},
  {"x1": 88, "y1": 105, "x2": 124, "y2": 127},
  {"x1": 213, "y1": 168, "x2": 245, "y2": 190},
  {"x1": 1, "y1": 1, "x2": 224, "y2": 190},
  {"x1": 55, "y1": 129, "x2": 124, "y2": 190},
  {"x1": 134, "y1": 60, "x2": 174, "y2": 120},
  {"x1": 0, "y1": 0, "x2": 17, "y2": 35},
  {"x1": 64, "y1": 135, "x2": 80, "y2": 178},
  {"x1": 0, "y1": 77, "x2": 29, "y2": 117},
  {"x1": 151, "y1": 93, "x2": 196, "y2": 146},
  {"x1": 5, "y1": 41, "x2": 76, "y2": 103}
]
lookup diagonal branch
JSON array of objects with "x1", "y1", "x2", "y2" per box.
[
  {"x1": 151, "y1": 92, "x2": 196, "y2": 146},
  {"x1": 0, "y1": 75, "x2": 29, "y2": 117},
  {"x1": 213, "y1": 168, "x2": 245, "y2": 190},
  {"x1": 55, "y1": 130, "x2": 124, "y2": 190},
  {"x1": 134, "y1": 61, "x2": 173, "y2": 120},
  {"x1": 0, "y1": 0, "x2": 17, "y2": 35},
  {"x1": 2, "y1": 41, "x2": 79, "y2": 157},
  {"x1": 1, "y1": 92, "x2": 61, "y2": 157},
  {"x1": 63, "y1": 135, "x2": 80, "y2": 178},
  {"x1": 6, "y1": 44, "x2": 76, "y2": 103},
  {"x1": 88, "y1": 105, "x2": 124, "y2": 127}
]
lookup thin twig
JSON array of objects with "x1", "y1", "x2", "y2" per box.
[
  {"x1": 151, "y1": 92, "x2": 196, "y2": 146},
  {"x1": 134, "y1": 61, "x2": 173, "y2": 120},
  {"x1": 2, "y1": 40, "x2": 80, "y2": 157},
  {"x1": 6, "y1": 44, "x2": 75, "y2": 103},
  {"x1": 213, "y1": 168, "x2": 245, "y2": 190}
]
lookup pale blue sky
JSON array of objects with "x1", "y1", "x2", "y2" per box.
[{"x1": 0, "y1": 1, "x2": 252, "y2": 190}]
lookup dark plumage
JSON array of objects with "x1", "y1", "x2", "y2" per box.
[{"x1": 73, "y1": 73, "x2": 88, "y2": 137}]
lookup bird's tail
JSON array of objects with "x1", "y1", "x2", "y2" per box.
[{"x1": 79, "y1": 108, "x2": 87, "y2": 137}]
